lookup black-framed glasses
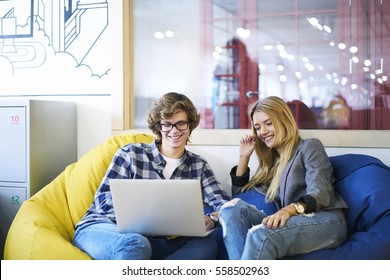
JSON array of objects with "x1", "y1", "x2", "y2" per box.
[{"x1": 160, "y1": 121, "x2": 190, "y2": 132}]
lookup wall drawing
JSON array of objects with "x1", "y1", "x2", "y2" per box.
[{"x1": 0, "y1": 0, "x2": 110, "y2": 95}]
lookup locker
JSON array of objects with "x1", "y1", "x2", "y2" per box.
[
  {"x1": 0, "y1": 107, "x2": 27, "y2": 182},
  {"x1": 0, "y1": 99, "x2": 76, "y2": 258}
]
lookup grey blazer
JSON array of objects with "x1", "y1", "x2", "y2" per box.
[{"x1": 231, "y1": 138, "x2": 348, "y2": 212}]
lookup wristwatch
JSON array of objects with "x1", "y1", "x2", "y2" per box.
[
  {"x1": 207, "y1": 214, "x2": 219, "y2": 226},
  {"x1": 292, "y1": 203, "x2": 305, "y2": 215}
]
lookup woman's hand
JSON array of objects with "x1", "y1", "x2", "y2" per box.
[
  {"x1": 239, "y1": 135, "x2": 257, "y2": 158},
  {"x1": 236, "y1": 135, "x2": 257, "y2": 177},
  {"x1": 262, "y1": 206, "x2": 295, "y2": 229}
]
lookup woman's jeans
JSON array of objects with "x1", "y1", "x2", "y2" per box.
[
  {"x1": 73, "y1": 222, "x2": 218, "y2": 260},
  {"x1": 219, "y1": 198, "x2": 348, "y2": 260}
]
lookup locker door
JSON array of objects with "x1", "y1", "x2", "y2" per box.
[
  {"x1": 0, "y1": 107, "x2": 27, "y2": 182},
  {"x1": 0, "y1": 186, "x2": 27, "y2": 242}
]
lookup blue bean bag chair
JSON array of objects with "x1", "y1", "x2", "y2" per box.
[
  {"x1": 210, "y1": 154, "x2": 390, "y2": 260},
  {"x1": 290, "y1": 154, "x2": 390, "y2": 259}
]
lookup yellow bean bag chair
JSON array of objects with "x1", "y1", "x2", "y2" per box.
[{"x1": 4, "y1": 133, "x2": 154, "y2": 259}]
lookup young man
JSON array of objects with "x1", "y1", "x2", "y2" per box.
[{"x1": 73, "y1": 92, "x2": 230, "y2": 259}]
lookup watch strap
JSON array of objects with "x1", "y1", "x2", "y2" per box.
[{"x1": 207, "y1": 214, "x2": 219, "y2": 227}]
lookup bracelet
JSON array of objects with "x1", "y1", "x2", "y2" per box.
[{"x1": 207, "y1": 214, "x2": 219, "y2": 227}]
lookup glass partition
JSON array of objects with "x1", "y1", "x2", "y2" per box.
[{"x1": 132, "y1": 0, "x2": 389, "y2": 130}]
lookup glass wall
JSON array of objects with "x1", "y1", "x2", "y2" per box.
[{"x1": 133, "y1": 0, "x2": 389, "y2": 130}]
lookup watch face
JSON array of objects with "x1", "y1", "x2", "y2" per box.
[{"x1": 297, "y1": 204, "x2": 304, "y2": 214}]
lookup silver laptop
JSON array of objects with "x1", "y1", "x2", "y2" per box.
[{"x1": 110, "y1": 179, "x2": 209, "y2": 237}]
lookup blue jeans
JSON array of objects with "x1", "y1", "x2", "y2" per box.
[
  {"x1": 73, "y1": 222, "x2": 218, "y2": 260},
  {"x1": 219, "y1": 198, "x2": 348, "y2": 260}
]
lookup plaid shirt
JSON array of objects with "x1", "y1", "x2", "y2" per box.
[{"x1": 76, "y1": 140, "x2": 230, "y2": 229}]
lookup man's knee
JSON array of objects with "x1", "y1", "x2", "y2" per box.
[{"x1": 116, "y1": 233, "x2": 152, "y2": 260}]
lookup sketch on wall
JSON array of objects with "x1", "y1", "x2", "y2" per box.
[{"x1": 0, "y1": 0, "x2": 111, "y2": 95}]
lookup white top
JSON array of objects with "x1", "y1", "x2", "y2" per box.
[{"x1": 162, "y1": 155, "x2": 183, "y2": 179}]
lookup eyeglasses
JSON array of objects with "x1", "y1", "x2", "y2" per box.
[{"x1": 160, "y1": 121, "x2": 190, "y2": 132}]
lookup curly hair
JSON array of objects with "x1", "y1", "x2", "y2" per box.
[{"x1": 147, "y1": 92, "x2": 200, "y2": 142}]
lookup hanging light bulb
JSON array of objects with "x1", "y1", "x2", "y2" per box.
[{"x1": 236, "y1": 27, "x2": 250, "y2": 39}]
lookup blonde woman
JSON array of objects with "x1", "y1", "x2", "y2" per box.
[{"x1": 219, "y1": 96, "x2": 348, "y2": 259}]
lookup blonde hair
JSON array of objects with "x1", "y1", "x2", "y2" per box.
[{"x1": 243, "y1": 96, "x2": 301, "y2": 202}]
